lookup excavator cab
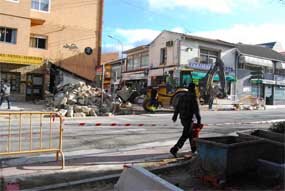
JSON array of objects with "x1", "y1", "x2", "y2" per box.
[{"x1": 143, "y1": 68, "x2": 194, "y2": 112}]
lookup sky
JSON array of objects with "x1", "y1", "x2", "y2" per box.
[{"x1": 102, "y1": 0, "x2": 285, "y2": 53}]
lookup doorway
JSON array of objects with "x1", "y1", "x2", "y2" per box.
[{"x1": 26, "y1": 73, "x2": 44, "y2": 101}]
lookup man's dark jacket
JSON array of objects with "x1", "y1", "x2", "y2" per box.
[{"x1": 173, "y1": 92, "x2": 201, "y2": 123}]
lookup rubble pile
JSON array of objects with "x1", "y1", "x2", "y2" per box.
[{"x1": 46, "y1": 82, "x2": 112, "y2": 117}]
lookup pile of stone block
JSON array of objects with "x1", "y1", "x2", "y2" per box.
[{"x1": 46, "y1": 82, "x2": 112, "y2": 117}]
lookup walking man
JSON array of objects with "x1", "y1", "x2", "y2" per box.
[
  {"x1": 208, "y1": 85, "x2": 215, "y2": 110},
  {"x1": 170, "y1": 83, "x2": 201, "y2": 157},
  {"x1": 0, "y1": 80, "x2": 11, "y2": 109}
]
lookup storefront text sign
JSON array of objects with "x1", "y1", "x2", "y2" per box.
[
  {"x1": 188, "y1": 62, "x2": 234, "y2": 73},
  {"x1": 0, "y1": 54, "x2": 43, "y2": 65}
]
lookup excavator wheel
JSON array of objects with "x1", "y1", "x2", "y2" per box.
[{"x1": 143, "y1": 98, "x2": 158, "y2": 112}]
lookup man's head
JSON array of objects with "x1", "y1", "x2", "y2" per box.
[{"x1": 0, "y1": 80, "x2": 4, "y2": 84}]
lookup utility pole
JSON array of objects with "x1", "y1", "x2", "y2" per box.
[{"x1": 107, "y1": 35, "x2": 124, "y2": 77}]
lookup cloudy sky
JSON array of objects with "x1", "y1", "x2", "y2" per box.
[{"x1": 102, "y1": 0, "x2": 285, "y2": 52}]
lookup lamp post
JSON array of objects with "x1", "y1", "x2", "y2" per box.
[{"x1": 107, "y1": 35, "x2": 124, "y2": 77}]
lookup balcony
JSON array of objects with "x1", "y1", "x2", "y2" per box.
[{"x1": 31, "y1": 18, "x2": 45, "y2": 26}]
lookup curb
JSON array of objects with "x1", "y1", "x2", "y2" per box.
[{"x1": 20, "y1": 159, "x2": 192, "y2": 191}]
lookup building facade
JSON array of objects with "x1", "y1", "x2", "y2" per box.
[
  {"x1": 0, "y1": 0, "x2": 103, "y2": 101},
  {"x1": 236, "y1": 44, "x2": 285, "y2": 105},
  {"x1": 122, "y1": 45, "x2": 149, "y2": 94},
  {"x1": 148, "y1": 30, "x2": 236, "y2": 98},
  {"x1": 117, "y1": 30, "x2": 285, "y2": 105}
]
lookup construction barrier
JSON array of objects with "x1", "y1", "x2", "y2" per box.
[
  {"x1": 114, "y1": 165, "x2": 183, "y2": 191},
  {"x1": 67, "y1": 119, "x2": 285, "y2": 128},
  {"x1": 0, "y1": 112, "x2": 65, "y2": 169}
]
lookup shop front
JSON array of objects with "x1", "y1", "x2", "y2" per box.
[
  {"x1": 250, "y1": 79, "x2": 285, "y2": 105},
  {"x1": 188, "y1": 62, "x2": 235, "y2": 96},
  {"x1": 122, "y1": 71, "x2": 147, "y2": 95},
  {"x1": 0, "y1": 53, "x2": 45, "y2": 101}
]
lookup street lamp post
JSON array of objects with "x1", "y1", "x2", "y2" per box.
[{"x1": 107, "y1": 35, "x2": 124, "y2": 79}]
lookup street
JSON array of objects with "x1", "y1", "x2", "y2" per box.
[
  {"x1": 1, "y1": 109, "x2": 284, "y2": 190},
  {"x1": 1, "y1": 109, "x2": 284, "y2": 156},
  {"x1": 61, "y1": 109, "x2": 285, "y2": 152}
]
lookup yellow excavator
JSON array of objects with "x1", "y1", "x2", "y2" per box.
[{"x1": 142, "y1": 58, "x2": 227, "y2": 112}]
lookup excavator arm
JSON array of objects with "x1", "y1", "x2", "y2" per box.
[{"x1": 199, "y1": 57, "x2": 226, "y2": 104}]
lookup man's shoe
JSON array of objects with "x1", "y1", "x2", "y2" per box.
[{"x1": 170, "y1": 147, "x2": 178, "y2": 158}]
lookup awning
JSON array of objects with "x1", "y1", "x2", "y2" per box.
[
  {"x1": 251, "y1": 79, "x2": 275, "y2": 85},
  {"x1": 191, "y1": 72, "x2": 235, "y2": 81},
  {"x1": 239, "y1": 55, "x2": 273, "y2": 67},
  {"x1": 122, "y1": 72, "x2": 147, "y2": 81},
  {"x1": 0, "y1": 53, "x2": 43, "y2": 65}
]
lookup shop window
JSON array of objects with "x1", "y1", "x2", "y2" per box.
[
  {"x1": 199, "y1": 48, "x2": 219, "y2": 64},
  {"x1": 160, "y1": 48, "x2": 167, "y2": 65},
  {"x1": 275, "y1": 86, "x2": 285, "y2": 102},
  {"x1": 0, "y1": 72, "x2": 20, "y2": 93},
  {"x1": 0, "y1": 27, "x2": 17, "y2": 44},
  {"x1": 30, "y1": 35, "x2": 47, "y2": 49},
  {"x1": 31, "y1": 0, "x2": 50, "y2": 12}
]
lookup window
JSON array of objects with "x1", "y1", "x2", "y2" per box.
[
  {"x1": 160, "y1": 48, "x2": 167, "y2": 65},
  {"x1": 0, "y1": 27, "x2": 17, "y2": 44},
  {"x1": 31, "y1": 0, "x2": 50, "y2": 12},
  {"x1": 127, "y1": 56, "x2": 134, "y2": 71},
  {"x1": 133, "y1": 55, "x2": 140, "y2": 70},
  {"x1": 30, "y1": 35, "x2": 47, "y2": 49},
  {"x1": 141, "y1": 53, "x2": 149, "y2": 67},
  {"x1": 6, "y1": 0, "x2": 19, "y2": 3},
  {"x1": 276, "y1": 69, "x2": 285, "y2": 75},
  {"x1": 199, "y1": 48, "x2": 219, "y2": 64}
]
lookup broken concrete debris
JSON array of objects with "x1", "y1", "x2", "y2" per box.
[{"x1": 46, "y1": 82, "x2": 112, "y2": 117}]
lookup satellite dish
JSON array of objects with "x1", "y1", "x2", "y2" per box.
[{"x1": 84, "y1": 47, "x2": 93, "y2": 55}]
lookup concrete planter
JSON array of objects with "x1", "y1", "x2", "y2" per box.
[
  {"x1": 195, "y1": 136, "x2": 266, "y2": 181},
  {"x1": 237, "y1": 130, "x2": 285, "y2": 163}
]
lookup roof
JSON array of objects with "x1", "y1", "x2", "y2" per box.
[
  {"x1": 163, "y1": 30, "x2": 235, "y2": 47},
  {"x1": 123, "y1": 45, "x2": 149, "y2": 54},
  {"x1": 101, "y1": 52, "x2": 119, "y2": 64},
  {"x1": 258, "y1": 42, "x2": 277, "y2": 49},
  {"x1": 236, "y1": 43, "x2": 285, "y2": 61}
]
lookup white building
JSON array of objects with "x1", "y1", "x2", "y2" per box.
[
  {"x1": 122, "y1": 30, "x2": 285, "y2": 105},
  {"x1": 148, "y1": 30, "x2": 236, "y2": 97}
]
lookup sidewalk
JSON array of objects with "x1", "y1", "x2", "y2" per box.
[
  {"x1": 0, "y1": 101, "x2": 45, "y2": 111},
  {"x1": 1, "y1": 101, "x2": 285, "y2": 114},
  {"x1": 1, "y1": 145, "x2": 190, "y2": 190}
]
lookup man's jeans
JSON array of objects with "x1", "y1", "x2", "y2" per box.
[
  {"x1": 175, "y1": 119, "x2": 195, "y2": 151},
  {"x1": 0, "y1": 96, "x2": 11, "y2": 109}
]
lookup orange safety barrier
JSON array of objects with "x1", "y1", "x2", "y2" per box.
[{"x1": 0, "y1": 112, "x2": 64, "y2": 169}]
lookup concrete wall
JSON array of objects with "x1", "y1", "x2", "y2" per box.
[
  {"x1": 60, "y1": 70, "x2": 85, "y2": 87},
  {"x1": 0, "y1": 15, "x2": 31, "y2": 56},
  {"x1": 149, "y1": 31, "x2": 180, "y2": 68}
]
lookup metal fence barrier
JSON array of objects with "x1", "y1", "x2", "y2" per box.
[{"x1": 0, "y1": 112, "x2": 64, "y2": 169}]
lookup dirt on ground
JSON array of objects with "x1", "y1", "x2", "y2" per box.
[{"x1": 51, "y1": 156, "x2": 284, "y2": 191}]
